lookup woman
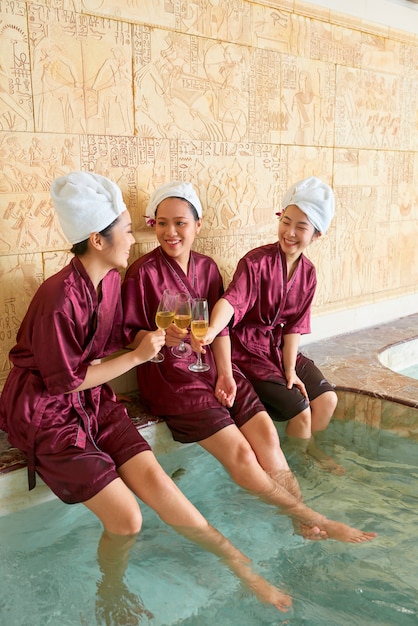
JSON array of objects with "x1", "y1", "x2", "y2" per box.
[
  {"x1": 201, "y1": 176, "x2": 342, "y2": 472},
  {"x1": 122, "y1": 180, "x2": 376, "y2": 544},
  {"x1": 0, "y1": 172, "x2": 292, "y2": 619}
]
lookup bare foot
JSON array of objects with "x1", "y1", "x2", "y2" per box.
[
  {"x1": 321, "y1": 520, "x2": 377, "y2": 543},
  {"x1": 314, "y1": 457, "x2": 346, "y2": 476},
  {"x1": 293, "y1": 521, "x2": 328, "y2": 541},
  {"x1": 307, "y1": 440, "x2": 346, "y2": 475},
  {"x1": 249, "y1": 577, "x2": 293, "y2": 612}
]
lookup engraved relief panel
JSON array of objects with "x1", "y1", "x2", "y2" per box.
[
  {"x1": 0, "y1": 253, "x2": 43, "y2": 385},
  {"x1": 133, "y1": 26, "x2": 250, "y2": 143},
  {"x1": 251, "y1": 5, "x2": 293, "y2": 53},
  {"x1": 249, "y1": 47, "x2": 281, "y2": 144},
  {"x1": 282, "y1": 145, "x2": 335, "y2": 310},
  {"x1": 359, "y1": 33, "x2": 401, "y2": 74},
  {"x1": 335, "y1": 65, "x2": 404, "y2": 150},
  {"x1": 29, "y1": 5, "x2": 134, "y2": 136},
  {"x1": 80, "y1": 134, "x2": 172, "y2": 233},
  {"x1": 74, "y1": 0, "x2": 252, "y2": 44},
  {"x1": 333, "y1": 149, "x2": 404, "y2": 301},
  {"x1": 310, "y1": 20, "x2": 362, "y2": 68},
  {"x1": 280, "y1": 55, "x2": 336, "y2": 147},
  {"x1": 0, "y1": 1, "x2": 33, "y2": 132},
  {"x1": 0, "y1": 133, "x2": 80, "y2": 254},
  {"x1": 28, "y1": 4, "x2": 86, "y2": 134}
]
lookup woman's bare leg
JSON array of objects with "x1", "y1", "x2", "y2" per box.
[
  {"x1": 200, "y1": 424, "x2": 377, "y2": 543},
  {"x1": 86, "y1": 451, "x2": 292, "y2": 613}
]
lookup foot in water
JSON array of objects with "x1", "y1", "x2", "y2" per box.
[
  {"x1": 307, "y1": 438, "x2": 346, "y2": 476},
  {"x1": 320, "y1": 520, "x2": 377, "y2": 543},
  {"x1": 295, "y1": 521, "x2": 328, "y2": 541}
]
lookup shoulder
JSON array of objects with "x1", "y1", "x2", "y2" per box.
[
  {"x1": 300, "y1": 254, "x2": 316, "y2": 274},
  {"x1": 240, "y1": 243, "x2": 277, "y2": 267},
  {"x1": 125, "y1": 247, "x2": 159, "y2": 278},
  {"x1": 192, "y1": 250, "x2": 219, "y2": 269}
]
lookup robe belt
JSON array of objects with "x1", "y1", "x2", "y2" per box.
[{"x1": 26, "y1": 394, "x2": 49, "y2": 490}]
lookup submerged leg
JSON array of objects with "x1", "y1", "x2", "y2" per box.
[{"x1": 200, "y1": 423, "x2": 377, "y2": 543}]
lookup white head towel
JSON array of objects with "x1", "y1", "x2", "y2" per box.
[
  {"x1": 146, "y1": 181, "x2": 203, "y2": 222},
  {"x1": 281, "y1": 176, "x2": 335, "y2": 234},
  {"x1": 51, "y1": 171, "x2": 127, "y2": 244}
]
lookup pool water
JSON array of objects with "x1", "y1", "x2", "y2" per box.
[
  {"x1": 0, "y1": 420, "x2": 417, "y2": 625},
  {"x1": 399, "y1": 363, "x2": 418, "y2": 380}
]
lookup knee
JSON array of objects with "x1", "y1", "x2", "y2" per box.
[
  {"x1": 285, "y1": 408, "x2": 312, "y2": 439},
  {"x1": 315, "y1": 390, "x2": 338, "y2": 416},
  {"x1": 110, "y1": 508, "x2": 143, "y2": 536},
  {"x1": 227, "y1": 442, "x2": 259, "y2": 485},
  {"x1": 311, "y1": 391, "x2": 338, "y2": 432}
]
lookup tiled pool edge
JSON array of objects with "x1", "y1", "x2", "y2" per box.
[{"x1": 304, "y1": 312, "x2": 418, "y2": 441}]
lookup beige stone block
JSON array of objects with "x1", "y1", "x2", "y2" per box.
[
  {"x1": 280, "y1": 56, "x2": 336, "y2": 147},
  {"x1": 251, "y1": 4, "x2": 293, "y2": 53},
  {"x1": 0, "y1": 254, "x2": 44, "y2": 385},
  {"x1": 335, "y1": 66, "x2": 406, "y2": 150},
  {"x1": 0, "y1": 133, "x2": 81, "y2": 254},
  {"x1": 133, "y1": 26, "x2": 250, "y2": 142},
  {"x1": 310, "y1": 21, "x2": 362, "y2": 68},
  {"x1": 0, "y1": 2, "x2": 33, "y2": 132}
]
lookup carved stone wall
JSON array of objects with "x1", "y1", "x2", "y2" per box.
[{"x1": 1, "y1": 0, "x2": 418, "y2": 387}]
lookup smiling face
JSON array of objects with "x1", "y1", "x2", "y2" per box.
[
  {"x1": 278, "y1": 204, "x2": 320, "y2": 262},
  {"x1": 155, "y1": 197, "x2": 201, "y2": 272},
  {"x1": 99, "y1": 209, "x2": 135, "y2": 270}
]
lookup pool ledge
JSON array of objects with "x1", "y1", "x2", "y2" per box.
[{"x1": 304, "y1": 312, "x2": 418, "y2": 439}]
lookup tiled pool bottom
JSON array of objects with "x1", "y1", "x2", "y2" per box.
[{"x1": 1, "y1": 312, "x2": 418, "y2": 512}]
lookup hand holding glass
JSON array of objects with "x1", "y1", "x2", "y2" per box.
[
  {"x1": 151, "y1": 289, "x2": 176, "y2": 363},
  {"x1": 171, "y1": 293, "x2": 193, "y2": 358},
  {"x1": 189, "y1": 298, "x2": 210, "y2": 372}
]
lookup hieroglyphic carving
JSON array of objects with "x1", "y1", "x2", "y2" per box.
[
  {"x1": 133, "y1": 26, "x2": 250, "y2": 143},
  {"x1": 0, "y1": 253, "x2": 43, "y2": 383},
  {"x1": 281, "y1": 55, "x2": 336, "y2": 147},
  {"x1": 29, "y1": 3, "x2": 133, "y2": 135},
  {"x1": 335, "y1": 65, "x2": 411, "y2": 150},
  {"x1": 0, "y1": 133, "x2": 80, "y2": 253},
  {"x1": 0, "y1": 1, "x2": 33, "y2": 131}
]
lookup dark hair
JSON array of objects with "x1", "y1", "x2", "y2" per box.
[
  {"x1": 155, "y1": 197, "x2": 200, "y2": 222},
  {"x1": 70, "y1": 215, "x2": 121, "y2": 255}
]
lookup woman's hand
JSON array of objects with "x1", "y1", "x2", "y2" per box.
[
  {"x1": 190, "y1": 325, "x2": 217, "y2": 354},
  {"x1": 165, "y1": 323, "x2": 187, "y2": 348},
  {"x1": 215, "y1": 373, "x2": 236, "y2": 407},
  {"x1": 285, "y1": 368, "x2": 308, "y2": 400},
  {"x1": 133, "y1": 329, "x2": 166, "y2": 362}
]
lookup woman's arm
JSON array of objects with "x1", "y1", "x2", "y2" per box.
[
  {"x1": 281, "y1": 333, "x2": 308, "y2": 398},
  {"x1": 211, "y1": 334, "x2": 236, "y2": 407},
  {"x1": 195, "y1": 297, "x2": 234, "y2": 351},
  {"x1": 70, "y1": 330, "x2": 165, "y2": 392}
]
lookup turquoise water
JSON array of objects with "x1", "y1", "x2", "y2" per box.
[
  {"x1": 0, "y1": 419, "x2": 417, "y2": 625},
  {"x1": 399, "y1": 363, "x2": 418, "y2": 380}
]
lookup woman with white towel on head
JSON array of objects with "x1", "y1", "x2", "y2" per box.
[
  {"x1": 0, "y1": 171, "x2": 294, "y2": 618},
  {"x1": 199, "y1": 177, "x2": 342, "y2": 473}
]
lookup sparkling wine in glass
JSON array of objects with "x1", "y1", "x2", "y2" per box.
[
  {"x1": 188, "y1": 298, "x2": 210, "y2": 373},
  {"x1": 151, "y1": 289, "x2": 176, "y2": 363},
  {"x1": 171, "y1": 293, "x2": 193, "y2": 358}
]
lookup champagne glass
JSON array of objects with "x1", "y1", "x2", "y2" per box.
[
  {"x1": 171, "y1": 293, "x2": 193, "y2": 358},
  {"x1": 188, "y1": 298, "x2": 210, "y2": 373},
  {"x1": 151, "y1": 289, "x2": 177, "y2": 363}
]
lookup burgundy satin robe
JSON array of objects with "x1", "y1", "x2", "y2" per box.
[
  {"x1": 222, "y1": 242, "x2": 316, "y2": 384},
  {"x1": 122, "y1": 247, "x2": 230, "y2": 416},
  {"x1": 0, "y1": 257, "x2": 126, "y2": 488}
]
